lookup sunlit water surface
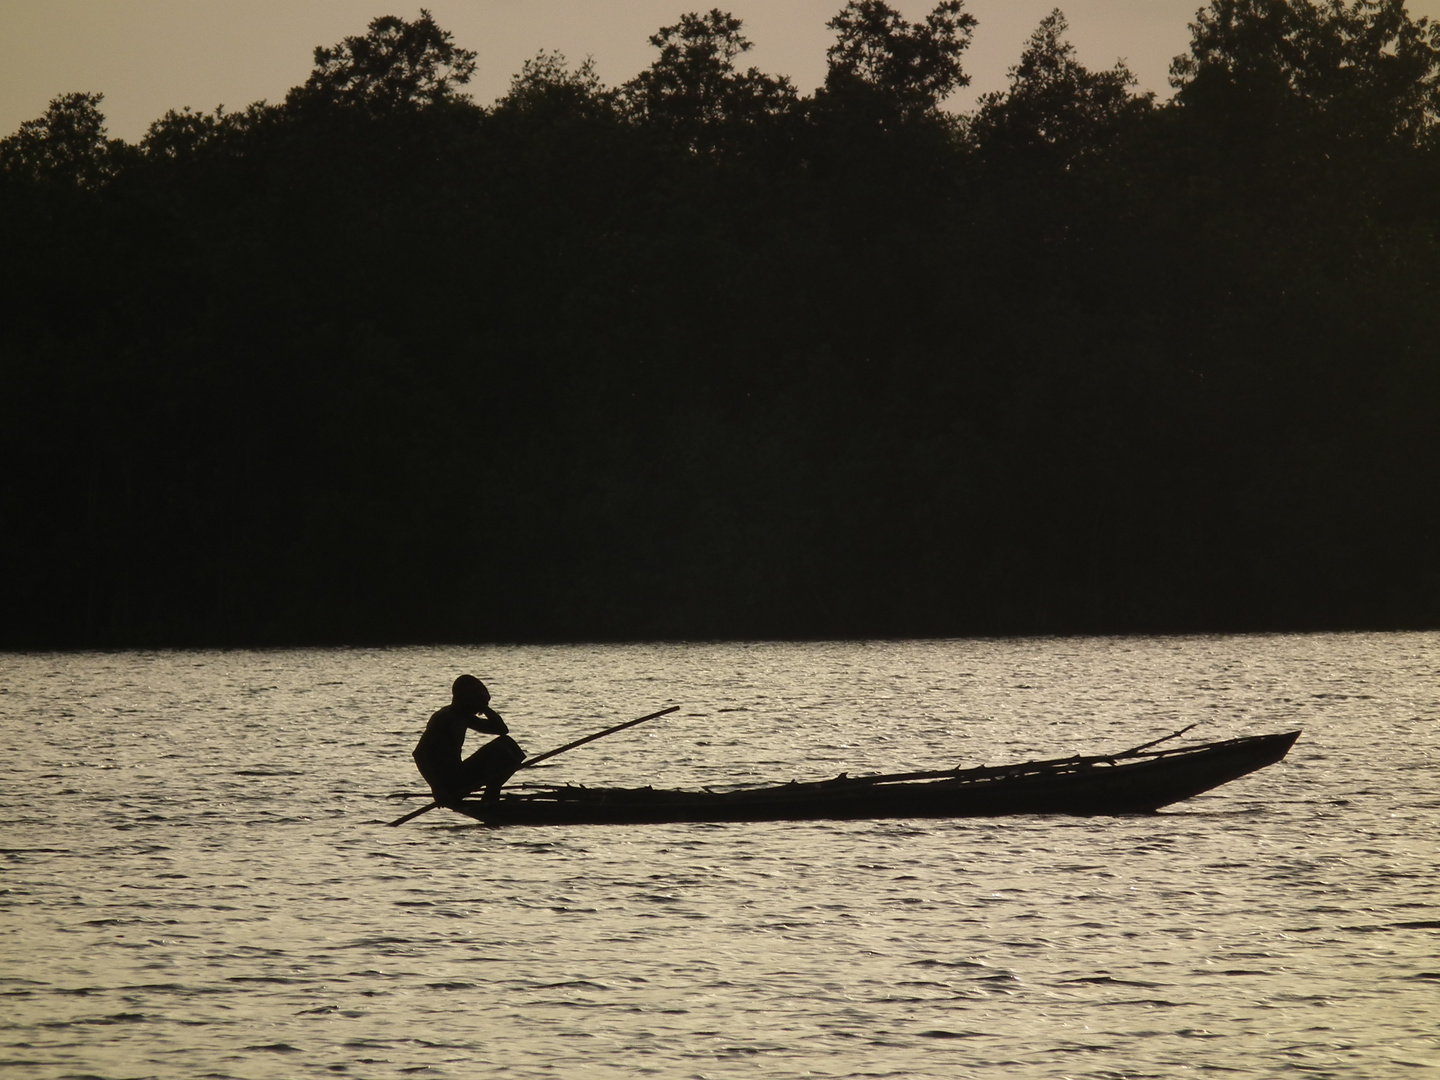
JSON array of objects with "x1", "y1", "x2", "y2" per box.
[{"x1": 3, "y1": 634, "x2": 1437, "y2": 1079}]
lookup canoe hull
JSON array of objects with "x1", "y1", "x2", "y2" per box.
[{"x1": 452, "y1": 730, "x2": 1300, "y2": 827}]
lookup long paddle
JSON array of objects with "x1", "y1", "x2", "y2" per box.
[{"x1": 386, "y1": 705, "x2": 679, "y2": 827}]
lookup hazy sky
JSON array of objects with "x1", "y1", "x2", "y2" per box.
[{"x1": 5, "y1": 0, "x2": 1440, "y2": 142}]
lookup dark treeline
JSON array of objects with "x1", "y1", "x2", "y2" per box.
[{"x1": 4, "y1": 1, "x2": 1439, "y2": 648}]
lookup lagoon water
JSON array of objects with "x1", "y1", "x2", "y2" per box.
[{"x1": 2, "y1": 634, "x2": 1437, "y2": 1079}]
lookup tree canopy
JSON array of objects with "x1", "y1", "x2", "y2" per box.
[
  {"x1": 2, "y1": 2, "x2": 1438, "y2": 647},
  {"x1": 623, "y1": 9, "x2": 797, "y2": 151},
  {"x1": 971, "y1": 10, "x2": 1149, "y2": 170},
  {"x1": 0, "y1": 91, "x2": 125, "y2": 187},
  {"x1": 1170, "y1": 0, "x2": 1440, "y2": 144},
  {"x1": 818, "y1": 0, "x2": 977, "y2": 125},
  {"x1": 286, "y1": 8, "x2": 478, "y2": 114}
]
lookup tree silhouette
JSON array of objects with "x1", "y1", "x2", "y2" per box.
[
  {"x1": 3, "y1": 3, "x2": 1440, "y2": 647},
  {"x1": 287, "y1": 8, "x2": 478, "y2": 114},
  {"x1": 496, "y1": 52, "x2": 618, "y2": 123},
  {"x1": 1170, "y1": 0, "x2": 1440, "y2": 145},
  {"x1": 971, "y1": 10, "x2": 1149, "y2": 171},
  {"x1": 0, "y1": 91, "x2": 126, "y2": 187},
  {"x1": 140, "y1": 103, "x2": 275, "y2": 160},
  {"x1": 623, "y1": 9, "x2": 796, "y2": 151},
  {"x1": 816, "y1": 0, "x2": 977, "y2": 127}
]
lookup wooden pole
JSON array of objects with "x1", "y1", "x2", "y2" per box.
[
  {"x1": 520, "y1": 705, "x2": 679, "y2": 768},
  {"x1": 386, "y1": 705, "x2": 679, "y2": 827},
  {"x1": 388, "y1": 799, "x2": 446, "y2": 827}
]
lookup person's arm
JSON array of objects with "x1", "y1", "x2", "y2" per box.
[{"x1": 470, "y1": 706, "x2": 508, "y2": 736}]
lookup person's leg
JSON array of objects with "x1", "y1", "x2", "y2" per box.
[
  {"x1": 414, "y1": 749, "x2": 464, "y2": 805},
  {"x1": 460, "y1": 735, "x2": 527, "y2": 801}
]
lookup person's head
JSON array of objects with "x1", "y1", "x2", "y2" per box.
[{"x1": 452, "y1": 674, "x2": 490, "y2": 712}]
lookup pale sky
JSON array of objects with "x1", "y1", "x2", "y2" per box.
[{"x1": 4, "y1": 0, "x2": 1440, "y2": 142}]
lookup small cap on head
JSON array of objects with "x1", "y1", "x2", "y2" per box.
[{"x1": 452, "y1": 674, "x2": 490, "y2": 707}]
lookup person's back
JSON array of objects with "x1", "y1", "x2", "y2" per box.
[{"x1": 413, "y1": 675, "x2": 526, "y2": 804}]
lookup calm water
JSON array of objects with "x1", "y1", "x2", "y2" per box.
[{"x1": 2, "y1": 634, "x2": 1437, "y2": 1079}]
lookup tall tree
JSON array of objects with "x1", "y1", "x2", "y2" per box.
[
  {"x1": 286, "y1": 9, "x2": 478, "y2": 114},
  {"x1": 0, "y1": 92, "x2": 126, "y2": 188},
  {"x1": 495, "y1": 52, "x2": 618, "y2": 123},
  {"x1": 970, "y1": 10, "x2": 1149, "y2": 171},
  {"x1": 1169, "y1": 0, "x2": 1440, "y2": 146},
  {"x1": 623, "y1": 9, "x2": 797, "y2": 151},
  {"x1": 816, "y1": 0, "x2": 977, "y2": 127}
]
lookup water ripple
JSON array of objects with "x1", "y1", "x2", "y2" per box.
[{"x1": 2, "y1": 634, "x2": 1437, "y2": 1079}]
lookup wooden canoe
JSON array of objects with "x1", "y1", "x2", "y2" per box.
[{"x1": 446, "y1": 729, "x2": 1301, "y2": 827}]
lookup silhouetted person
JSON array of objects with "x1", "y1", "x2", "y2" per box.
[{"x1": 413, "y1": 675, "x2": 526, "y2": 805}]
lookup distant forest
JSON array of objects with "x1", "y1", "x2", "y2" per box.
[{"x1": 4, "y1": 0, "x2": 1439, "y2": 648}]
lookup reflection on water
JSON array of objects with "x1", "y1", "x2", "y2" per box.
[{"x1": 2, "y1": 634, "x2": 1437, "y2": 1078}]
